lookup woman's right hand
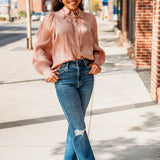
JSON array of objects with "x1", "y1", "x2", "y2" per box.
[{"x1": 46, "y1": 72, "x2": 59, "y2": 83}]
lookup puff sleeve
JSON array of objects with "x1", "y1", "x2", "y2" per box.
[
  {"x1": 91, "y1": 14, "x2": 106, "y2": 66},
  {"x1": 32, "y1": 12, "x2": 55, "y2": 81}
]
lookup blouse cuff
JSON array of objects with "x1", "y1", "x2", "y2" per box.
[
  {"x1": 93, "y1": 52, "x2": 101, "y2": 66},
  {"x1": 44, "y1": 68, "x2": 55, "y2": 82}
]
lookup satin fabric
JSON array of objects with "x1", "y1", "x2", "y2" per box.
[{"x1": 32, "y1": 7, "x2": 106, "y2": 81}]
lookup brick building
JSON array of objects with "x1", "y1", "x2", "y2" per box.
[
  {"x1": 17, "y1": 0, "x2": 45, "y2": 13},
  {"x1": 114, "y1": 0, "x2": 160, "y2": 104},
  {"x1": 0, "y1": 0, "x2": 49, "y2": 19}
]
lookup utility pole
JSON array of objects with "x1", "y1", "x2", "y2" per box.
[
  {"x1": 26, "y1": 0, "x2": 33, "y2": 50},
  {"x1": 8, "y1": 0, "x2": 11, "y2": 21}
]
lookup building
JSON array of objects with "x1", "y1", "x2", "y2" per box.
[
  {"x1": 0, "y1": 0, "x2": 49, "y2": 20},
  {"x1": 113, "y1": 0, "x2": 160, "y2": 104},
  {"x1": 0, "y1": 0, "x2": 10, "y2": 19}
]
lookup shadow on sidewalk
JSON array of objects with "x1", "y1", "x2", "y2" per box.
[
  {"x1": 51, "y1": 110, "x2": 160, "y2": 160},
  {"x1": 0, "y1": 101, "x2": 156, "y2": 129},
  {"x1": 0, "y1": 78, "x2": 44, "y2": 85},
  {"x1": 0, "y1": 25, "x2": 38, "y2": 47},
  {"x1": 136, "y1": 68, "x2": 151, "y2": 93},
  {"x1": 51, "y1": 139, "x2": 160, "y2": 160},
  {"x1": 92, "y1": 138, "x2": 160, "y2": 160}
]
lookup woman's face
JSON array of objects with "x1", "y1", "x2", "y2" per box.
[{"x1": 62, "y1": 0, "x2": 81, "y2": 10}]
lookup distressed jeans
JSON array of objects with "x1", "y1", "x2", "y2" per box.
[{"x1": 55, "y1": 58, "x2": 95, "y2": 160}]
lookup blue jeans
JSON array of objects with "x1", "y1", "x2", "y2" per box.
[{"x1": 55, "y1": 59, "x2": 95, "y2": 160}]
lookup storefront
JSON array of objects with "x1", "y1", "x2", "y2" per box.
[
  {"x1": 116, "y1": 0, "x2": 122, "y2": 30},
  {"x1": 126, "y1": 0, "x2": 135, "y2": 46},
  {"x1": 115, "y1": 0, "x2": 135, "y2": 45}
]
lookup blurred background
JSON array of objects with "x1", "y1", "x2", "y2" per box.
[
  {"x1": 1, "y1": 0, "x2": 160, "y2": 159},
  {"x1": 0, "y1": 0, "x2": 120, "y2": 22}
]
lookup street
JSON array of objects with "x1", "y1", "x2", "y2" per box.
[{"x1": 0, "y1": 21, "x2": 40, "y2": 47}]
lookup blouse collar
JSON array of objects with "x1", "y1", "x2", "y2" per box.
[{"x1": 60, "y1": 6, "x2": 85, "y2": 19}]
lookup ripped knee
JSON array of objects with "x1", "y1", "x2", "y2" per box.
[{"x1": 74, "y1": 128, "x2": 86, "y2": 136}]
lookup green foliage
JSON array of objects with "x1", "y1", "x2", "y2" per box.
[
  {"x1": 91, "y1": 0, "x2": 101, "y2": 12},
  {"x1": 18, "y1": 10, "x2": 34, "y2": 18},
  {"x1": 18, "y1": 11, "x2": 26, "y2": 18},
  {"x1": 0, "y1": 17, "x2": 6, "y2": 21}
]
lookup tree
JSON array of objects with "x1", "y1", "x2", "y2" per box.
[{"x1": 91, "y1": 0, "x2": 101, "y2": 12}]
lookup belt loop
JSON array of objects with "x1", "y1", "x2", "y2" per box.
[
  {"x1": 76, "y1": 60, "x2": 78, "y2": 66},
  {"x1": 66, "y1": 62, "x2": 69, "y2": 69},
  {"x1": 83, "y1": 58, "x2": 87, "y2": 66}
]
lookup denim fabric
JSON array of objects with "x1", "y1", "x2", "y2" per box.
[{"x1": 55, "y1": 59, "x2": 95, "y2": 160}]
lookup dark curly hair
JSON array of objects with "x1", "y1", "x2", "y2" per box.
[{"x1": 51, "y1": 0, "x2": 83, "y2": 11}]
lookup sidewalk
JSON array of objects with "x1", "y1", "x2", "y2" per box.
[{"x1": 0, "y1": 18, "x2": 160, "y2": 160}]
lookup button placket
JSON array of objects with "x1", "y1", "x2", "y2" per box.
[{"x1": 74, "y1": 18, "x2": 81, "y2": 58}]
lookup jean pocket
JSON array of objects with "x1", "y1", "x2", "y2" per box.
[
  {"x1": 82, "y1": 65, "x2": 91, "y2": 74},
  {"x1": 57, "y1": 63, "x2": 68, "y2": 75},
  {"x1": 86, "y1": 63, "x2": 91, "y2": 69},
  {"x1": 87, "y1": 65, "x2": 91, "y2": 69}
]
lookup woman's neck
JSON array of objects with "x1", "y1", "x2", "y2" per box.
[{"x1": 64, "y1": 6, "x2": 79, "y2": 11}]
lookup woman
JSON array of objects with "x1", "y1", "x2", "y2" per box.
[{"x1": 32, "y1": 0, "x2": 106, "y2": 159}]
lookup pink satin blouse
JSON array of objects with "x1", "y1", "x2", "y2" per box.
[{"x1": 32, "y1": 7, "x2": 106, "y2": 81}]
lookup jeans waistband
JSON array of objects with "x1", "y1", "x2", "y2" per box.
[{"x1": 61, "y1": 59, "x2": 93, "y2": 68}]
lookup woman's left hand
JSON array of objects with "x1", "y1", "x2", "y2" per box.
[{"x1": 88, "y1": 63, "x2": 101, "y2": 75}]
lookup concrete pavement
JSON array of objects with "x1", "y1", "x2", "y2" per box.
[{"x1": 0, "y1": 18, "x2": 160, "y2": 160}]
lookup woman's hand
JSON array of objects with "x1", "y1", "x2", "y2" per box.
[
  {"x1": 88, "y1": 63, "x2": 101, "y2": 75},
  {"x1": 46, "y1": 72, "x2": 59, "y2": 83}
]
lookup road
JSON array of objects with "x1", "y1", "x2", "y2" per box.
[{"x1": 0, "y1": 20, "x2": 40, "y2": 47}]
